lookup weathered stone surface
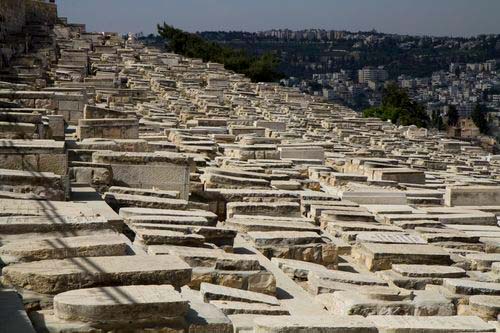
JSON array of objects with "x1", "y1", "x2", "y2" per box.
[
  {"x1": 0, "y1": 234, "x2": 128, "y2": 262},
  {"x1": 54, "y1": 285, "x2": 188, "y2": 322},
  {"x1": 442, "y1": 279, "x2": 500, "y2": 295},
  {"x1": 181, "y1": 287, "x2": 233, "y2": 333},
  {"x1": 353, "y1": 243, "x2": 453, "y2": 271},
  {"x1": 200, "y1": 283, "x2": 280, "y2": 305},
  {"x1": 446, "y1": 186, "x2": 500, "y2": 207},
  {"x1": 369, "y1": 315, "x2": 495, "y2": 332},
  {"x1": 210, "y1": 300, "x2": 289, "y2": 315},
  {"x1": 253, "y1": 315, "x2": 377, "y2": 333},
  {"x1": 467, "y1": 295, "x2": 500, "y2": 321},
  {"x1": 0, "y1": 215, "x2": 112, "y2": 234},
  {"x1": 2, "y1": 255, "x2": 192, "y2": 294},
  {"x1": 391, "y1": 264, "x2": 466, "y2": 278}
]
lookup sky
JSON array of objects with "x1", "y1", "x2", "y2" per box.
[{"x1": 58, "y1": 0, "x2": 500, "y2": 37}]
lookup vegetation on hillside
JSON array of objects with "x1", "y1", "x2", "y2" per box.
[
  {"x1": 362, "y1": 84, "x2": 430, "y2": 128},
  {"x1": 157, "y1": 23, "x2": 284, "y2": 82}
]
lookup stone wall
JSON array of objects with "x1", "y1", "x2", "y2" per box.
[
  {"x1": 0, "y1": 0, "x2": 57, "y2": 35},
  {"x1": 0, "y1": 0, "x2": 58, "y2": 69},
  {"x1": 0, "y1": 0, "x2": 26, "y2": 35},
  {"x1": 25, "y1": 0, "x2": 58, "y2": 26}
]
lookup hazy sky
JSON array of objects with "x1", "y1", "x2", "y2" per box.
[{"x1": 58, "y1": 0, "x2": 500, "y2": 37}]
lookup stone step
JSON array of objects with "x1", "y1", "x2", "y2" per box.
[{"x1": 2, "y1": 255, "x2": 191, "y2": 294}]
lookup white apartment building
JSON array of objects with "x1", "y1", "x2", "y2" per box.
[{"x1": 358, "y1": 67, "x2": 388, "y2": 84}]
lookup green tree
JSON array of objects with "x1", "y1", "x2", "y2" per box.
[
  {"x1": 471, "y1": 103, "x2": 489, "y2": 134},
  {"x1": 157, "y1": 23, "x2": 284, "y2": 82},
  {"x1": 447, "y1": 105, "x2": 459, "y2": 127},
  {"x1": 362, "y1": 84, "x2": 429, "y2": 128}
]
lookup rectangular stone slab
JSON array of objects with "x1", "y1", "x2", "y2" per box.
[
  {"x1": 54, "y1": 285, "x2": 188, "y2": 322},
  {"x1": 104, "y1": 192, "x2": 188, "y2": 210},
  {"x1": 200, "y1": 283, "x2": 280, "y2": 306},
  {"x1": 147, "y1": 245, "x2": 260, "y2": 270},
  {"x1": 247, "y1": 231, "x2": 322, "y2": 247},
  {"x1": 226, "y1": 202, "x2": 301, "y2": 219},
  {"x1": 0, "y1": 215, "x2": 111, "y2": 234},
  {"x1": 134, "y1": 228, "x2": 206, "y2": 247},
  {"x1": 353, "y1": 243, "x2": 452, "y2": 271},
  {"x1": 119, "y1": 207, "x2": 218, "y2": 224},
  {"x1": 0, "y1": 234, "x2": 128, "y2": 262},
  {"x1": 226, "y1": 217, "x2": 319, "y2": 233},
  {"x1": 2, "y1": 255, "x2": 192, "y2": 294},
  {"x1": 309, "y1": 269, "x2": 388, "y2": 286},
  {"x1": 210, "y1": 300, "x2": 289, "y2": 315},
  {"x1": 126, "y1": 215, "x2": 212, "y2": 226},
  {"x1": 369, "y1": 315, "x2": 495, "y2": 332},
  {"x1": 253, "y1": 315, "x2": 377, "y2": 333},
  {"x1": 445, "y1": 186, "x2": 500, "y2": 207},
  {"x1": 356, "y1": 232, "x2": 427, "y2": 244},
  {"x1": 391, "y1": 265, "x2": 466, "y2": 278},
  {"x1": 442, "y1": 279, "x2": 500, "y2": 295}
]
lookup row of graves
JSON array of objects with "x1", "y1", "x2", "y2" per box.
[{"x1": 0, "y1": 16, "x2": 499, "y2": 333}]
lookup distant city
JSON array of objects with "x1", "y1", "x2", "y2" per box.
[{"x1": 186, "y1": 29, "x2": 500, "y2": 140}]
